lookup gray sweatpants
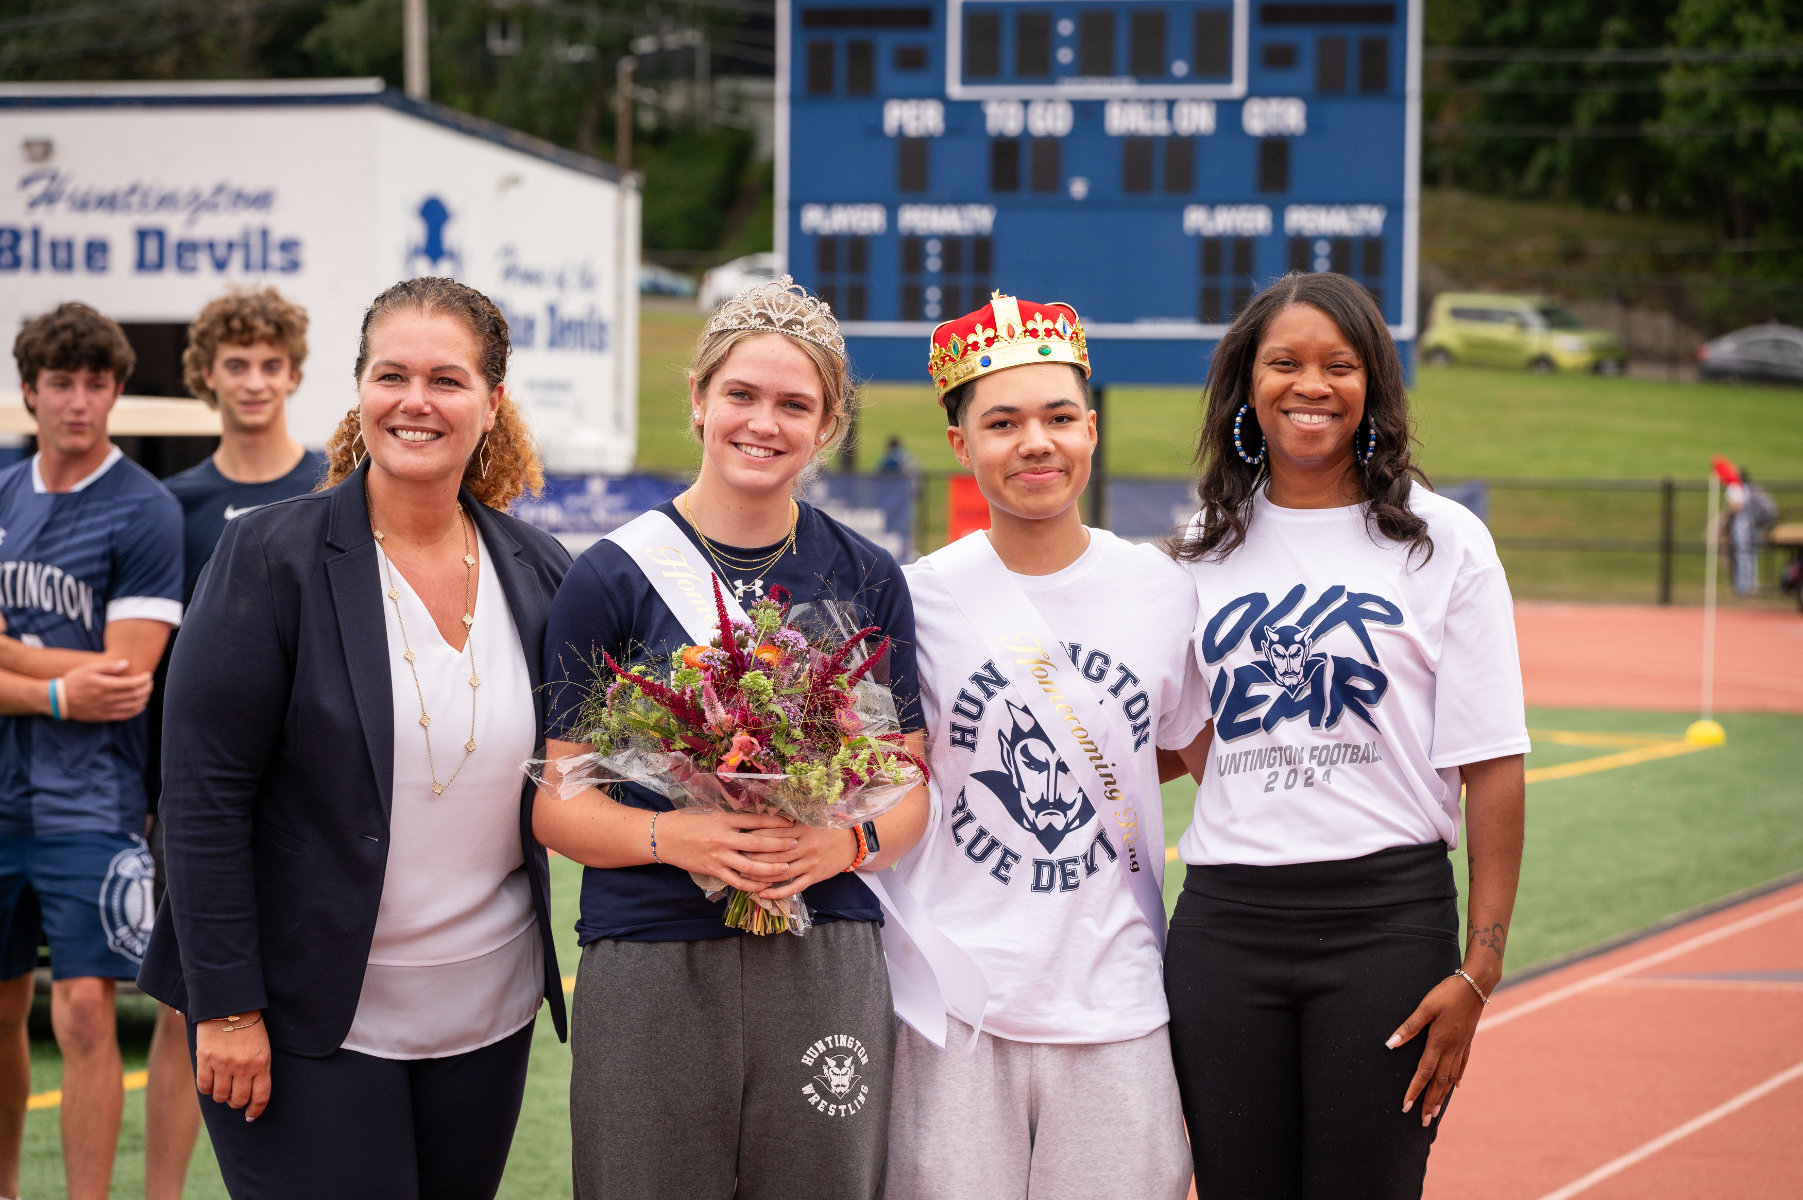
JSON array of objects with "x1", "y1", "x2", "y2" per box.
[
  {"x1": 570, "y1": 919, "x2": 895, "y2": 1200},
  {"x1": 886, "y1": 1017, "x2": 1193, "y2": 1200}
]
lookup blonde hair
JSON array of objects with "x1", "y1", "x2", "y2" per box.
[
  {"x1": 319, "y1": 278, "x2": 543, "y2": 510},
  {"x1": 182, "y1": 287, "x2": 309, "y2": 408}
]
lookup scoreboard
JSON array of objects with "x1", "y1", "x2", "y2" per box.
[{"x1": 777, "y1": 0, "x2": 1420, "y2": 384}]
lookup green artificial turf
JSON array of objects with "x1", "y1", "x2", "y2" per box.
[{"x1": 27, "y1": 707, "x2": 1798, "y2": 1197}]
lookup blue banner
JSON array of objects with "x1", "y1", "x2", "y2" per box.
[
  {"x1": 802, "y1": 473, "x2": 916, "y2": 561},
  {"x1": 1104, "y1": 478, "x2": 1198, "y2": 544},
  {"x1": 1435, "y1": 480, "x2": 1490, "y2": 524},
  {"x1": 514, "y1": 474, "x2": 687, "y2": 547}
]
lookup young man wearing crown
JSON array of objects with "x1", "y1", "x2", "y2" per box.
[{"x1": 886, "y1": 293, "x2": 1208, "y2": 1199}]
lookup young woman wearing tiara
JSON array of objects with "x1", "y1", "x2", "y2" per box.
[{"x1": 534, "y1": 277, "x2": 930, "y2": 1199}]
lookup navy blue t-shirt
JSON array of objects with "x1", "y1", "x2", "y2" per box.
[
  {"x1": 163, "y1": 450, "x2": 327, "y2": 603},
  {"x1": 543, "y1": 500, "x2": 923, "y2": 943},
  {"x1": 0, "y1": 449, "x2": 183, "y2": 836}
]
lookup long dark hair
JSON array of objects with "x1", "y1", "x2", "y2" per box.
[{"x1": 1169, "y1": 272, "x2": 1432, "y2": 565}]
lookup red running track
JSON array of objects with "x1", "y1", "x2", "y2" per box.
[
  {"x1": 1425, "y1": 878, "x2": 1803, "y2": 1200},
  {"x1": 1514, "y1": 602, "x2": 1803, "y2": 714}
]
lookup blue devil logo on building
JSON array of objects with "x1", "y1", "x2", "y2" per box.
[
  {"x1": 406, "y1": 195, "x2": 461, "y2": 275},
  {"x1": 1203, "y1": 585, "x2": 1402, "y2": 742}
]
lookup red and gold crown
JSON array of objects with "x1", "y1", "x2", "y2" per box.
[{"x1": 927, "y1": 291, "x2": 1090, "y2": 403}]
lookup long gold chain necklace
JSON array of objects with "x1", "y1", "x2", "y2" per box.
[
  {"x1": 370, "y1": 501, "x2": 479, "y2": 796},
  {"x1": 679, "y1": 492, "x2": 799, "y2": 580}
]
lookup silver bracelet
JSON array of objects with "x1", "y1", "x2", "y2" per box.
[{"x1": 1452, "y1": 967, "x2": 1491, "y2": 1005}]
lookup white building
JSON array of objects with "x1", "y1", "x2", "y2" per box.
[{"x1": 0, "y1": 78, "x2": 640, "y2": 473}]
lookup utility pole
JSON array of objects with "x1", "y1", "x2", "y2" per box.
[
  {"x1": 616, "y1": 55, "x2": 637, "y2": 172},
  {"x1": 403, "y1": 0, "x2": 429, "y2": 101}
]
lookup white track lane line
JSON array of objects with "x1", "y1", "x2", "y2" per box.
[
  {"x1": 1480, "y1": 895, "x2": 1803, "y2": 1034},
  {"x1": 1532, "y1": 1059, "x2": 1803, "y2": 1200}
]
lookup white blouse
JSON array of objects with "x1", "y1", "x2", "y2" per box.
[{"x1": 342, "y1": 523, "x2": 543, "y2": 1059}]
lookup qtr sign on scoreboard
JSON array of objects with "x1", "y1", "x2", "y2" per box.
[{"x1": 777, "y1": 0, "x2": 1421, "y2": 383}]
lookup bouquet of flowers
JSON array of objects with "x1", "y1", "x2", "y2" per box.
[{"x1": 536, "y1": 578, "x2": 926, "y2": 935}]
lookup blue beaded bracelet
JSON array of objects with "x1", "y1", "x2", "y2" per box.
[{"x1": 649, "y1": 811, "x2": 661, "y2": 864}]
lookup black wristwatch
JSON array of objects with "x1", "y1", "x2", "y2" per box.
[{"x1": 860, "y1": 820, "x2": 881, "y2": 855}]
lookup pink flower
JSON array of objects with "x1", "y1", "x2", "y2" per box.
[
  {"x1": 836, "y1": 702, "x2": 864, "y2": 735},
  {"x1": 720, "y1": 730, "x2": 762, "y2": 772}
]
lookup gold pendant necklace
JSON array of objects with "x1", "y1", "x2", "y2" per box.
[{"x1": 370, "y1": 502, "x2": 479, "y2": 796}]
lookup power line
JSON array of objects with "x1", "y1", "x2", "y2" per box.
[
  {"x1": 1429, "y1": 122, "x2": 1803, "y2": 139},
  {"x1": 0, "y1": 0, "x2": 220, "y2": 37},
  {"x1": 1428, "y1": 236, "x2": 1803, "y2": 257},
  {"x1": 1426, "y1": 78, "x2": 1803, "y2": 96},
  {"x1": 0, "y1": 0, "x2": 324, "y2": 69},
  {"x1": 1427, "y1": 46, "x2": 1803, "y2": 65}
]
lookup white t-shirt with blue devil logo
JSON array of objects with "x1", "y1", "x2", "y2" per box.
[
  {"x1": 900, "y1": 530, "x2": 1211, "y2": 1044},
  {"x1": 1177, "y1": 485, "x2": 1530, "y2": 868}
]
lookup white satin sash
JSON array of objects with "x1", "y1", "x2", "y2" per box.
[
  {"x1": 606, "y1": 508, "x2": 987, "y2": 1051},
  {"x1": 925, "y1": 530, "x2": 1169, "y2": 951}
]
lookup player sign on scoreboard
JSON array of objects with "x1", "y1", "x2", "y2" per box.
[{"x1": 777, "y1": 0, "x2": 1420, "y2": 383}]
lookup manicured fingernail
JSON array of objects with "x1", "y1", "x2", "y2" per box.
[
  {"x1": 1385, "y1": 1033, "x2": 1401, "y2": 1049},
  {"x1": 1402, "y1": 1098, "x2": 1412, "y2": 1113}
]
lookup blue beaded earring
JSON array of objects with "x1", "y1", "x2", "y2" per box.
[
  {"x1": 1232, "y1": 402, "x2": 1265, "y2": 466},
  {"x1": 1355, "y1": 417, "x2": 1378, "y2": 466}
]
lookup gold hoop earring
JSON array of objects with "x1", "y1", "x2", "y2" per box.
[
  {"x1": 347, "y1": 408, "x2": 367, "y2": 469},
  {"x1": 477, "y1": 431, "x2": 492, "y2": 478}
]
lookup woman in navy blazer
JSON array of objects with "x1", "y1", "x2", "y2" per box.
[{"x1": 139, "y1": 278, "x2": 570, "y2": 1200}]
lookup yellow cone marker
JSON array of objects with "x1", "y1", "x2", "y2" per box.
[{"x1": 1684, "y1": 719, "x2": 1726, "y2": 746}]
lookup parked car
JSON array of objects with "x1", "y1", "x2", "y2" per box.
[
  {"x1": 640, "y1": 263, "x2": 697, "y2": 297},
  {"x1": 699, "y1": 252, "x2": 782, "y2": 310},
  {"x1": 1696, "y1": 323, "x2": 1803, "y2": 385},
  {"x1": 1418, "y1": 293, "x2": 1626, "y2": 374}
]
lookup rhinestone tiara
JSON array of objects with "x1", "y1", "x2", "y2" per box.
[{"x1": 704, "y1": 274, "x2": 846, "y2": 360}]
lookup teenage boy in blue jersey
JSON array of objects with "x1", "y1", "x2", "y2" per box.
[
  {"x1": 142, "y1": 287, "x2": 322, "y2": 1199},
  {"x1": 0, "y1": 304, "x2": 183, "y2": 1200}
]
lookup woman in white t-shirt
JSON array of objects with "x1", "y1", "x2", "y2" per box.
[{"x1": 1165, "y1": 271, "x2": 1529, "y2": 1199}]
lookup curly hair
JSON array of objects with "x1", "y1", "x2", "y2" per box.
[
  {"x1": 319, "y1": 277, "x2": 543, "y2": 510},
  {"x1": 1168, "y1": 272, "x2": 1432, "y2": 566},
  {"x1": 686, "y1": 324, "x2": 857, "y2": 485},
  {"x1": 13, "y1": 302, "x2": 135, "y2": 400},
  {"x1": 181, "y1": 287, "x2": 309, "y2": 407}
]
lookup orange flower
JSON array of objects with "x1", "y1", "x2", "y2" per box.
[
  {"x1": 680, "y1": 645, "x2": 709, "y2": 669},
  {"x1": 755, "y1": 644, "x2": 782, "y2": 668}
]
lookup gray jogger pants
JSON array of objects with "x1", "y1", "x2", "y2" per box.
[
  {"x1": 570, "y1": 918, "x2": 895, "y2": 1200},
  {"x1": 886, "y1": 1016, "x2": 1193, "y2": 1200}
]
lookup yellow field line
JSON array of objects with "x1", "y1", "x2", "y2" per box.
[
  {"x1": 1526, "y1": 728, "x2": 1678, "y2": 750},
  {"x1": 27, "y1": 1069, "x2": 147, "y2": 1111},
  {"x1": 1523, "y1": 736, "x2": 1713, "y2": 784},
  {"x1": 28, "y1": 731, "x2": 1718, "y2": 1112}
]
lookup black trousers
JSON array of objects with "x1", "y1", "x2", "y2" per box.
[
  {"x1": 1164, "y1": 844, "x2": 1462, "y2": 1200},
  {"x1": 190, "y1": 1018, "x2": 535, "y2": 1200}
]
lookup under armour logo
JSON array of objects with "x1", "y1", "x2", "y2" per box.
[{"x1": 732, "y1": 577, "x2": 765, "y2": 600}]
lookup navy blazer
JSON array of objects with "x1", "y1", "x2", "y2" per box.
[{"x1": 138, "y1": 463, "x2": 572, "y2": 1056}]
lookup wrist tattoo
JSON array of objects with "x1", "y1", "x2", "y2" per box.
[{"x1": 1467, "y1": 919, "x2": 1507, "y2": 961}]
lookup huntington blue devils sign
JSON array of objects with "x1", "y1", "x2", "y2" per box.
[{"x1": 777, "y1": 0, "x2": 1421, "y2": 383}]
